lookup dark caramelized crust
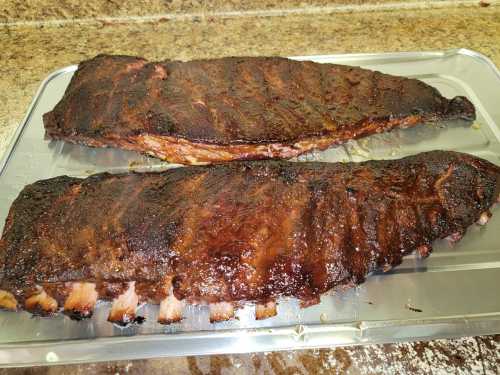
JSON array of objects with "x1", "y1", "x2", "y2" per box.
[
  {"x1": 1, "y1": 151, "x2": 499, "y2": 306},
  {"x1": 43, "y1": 55, "x2": 475, "y2": 164}
]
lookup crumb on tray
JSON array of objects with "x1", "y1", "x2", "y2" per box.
[
  {"x1": 128, "y1": 160, "x2": 142, "y2": 168},
  {"x1": 320, "y1": 313, "x2": 328, "y2": 323},
  {"x1": 405, "y1": 303, "x2": 423, "y2": 313}
]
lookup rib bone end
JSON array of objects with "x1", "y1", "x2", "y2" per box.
[
  {"x1": 25, "y1": 289, "x2": 58, "y2": 315},
  {"x1": 477, "y1": 211, "x2": 492, "y2": 226},
  {"x1": 158, "y1": 294, "x2": 184, "y2": 324},
  {"x1": 446, "y1": 232, "x2": 463, "y2": 244},
  {"x1": 209, "y1": 302, "x2": 235, "y2": 323},
  {"x1": 417, "y1": 244, "x2": 432, "y2": 258},
  {"x1": 0, "y1": 290, "x2": 18, "y2": 310},
  {"x1": 107, "y1": 282, "x2": 139, "y2": 325},
  {"x1": 255, "y1": 301, "x2": 277, "y2": 320},
  {"x1": 63, "y1": 282, "x2": 98, "y2": 320}
]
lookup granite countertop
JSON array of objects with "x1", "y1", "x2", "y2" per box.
[
  {"x1": 1, "y1": 1, "x2": 500, "y2": 373},
  {"x1": 0, "y1": 0, "x2": 479, "y2": 22}
]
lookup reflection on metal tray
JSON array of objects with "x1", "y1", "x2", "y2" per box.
[{"x1": 1, "y1": 49, "x2": 500, "y2": 367}]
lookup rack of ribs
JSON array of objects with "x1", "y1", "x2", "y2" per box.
[
  {"x1": 0, "y1": 151, "x2": 498, "y2": 325},
  {"x1": 43, "y1": 55, "x2": 475, "y2": 165}
]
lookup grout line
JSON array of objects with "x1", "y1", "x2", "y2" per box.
[{"x1": 1, "y1": 0, "x2": 499, "y2": 29}]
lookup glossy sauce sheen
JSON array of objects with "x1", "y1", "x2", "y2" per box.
[
  {"x1": 0, "y1": 151, "x2": 499, "y2": 312},
  {"x1": 43, "y1": 55, "x2": 475, "y2": 164}
]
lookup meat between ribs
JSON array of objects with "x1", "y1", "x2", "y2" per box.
[
  {"x1": 0, "y1": 151, "x2": 498, "y2": 324},
  {"x1": 43, "y1": 55, "x2": 475, "y2": 164}
]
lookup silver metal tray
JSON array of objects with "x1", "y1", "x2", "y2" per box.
[{"x1": 1, "y1": 49, "x2": 500, "y2": 367}]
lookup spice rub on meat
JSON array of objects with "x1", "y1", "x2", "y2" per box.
[
  {"x1": 43, "y1": 55, "x2": 475, "y2": 165},
  {"x1": 1, "y1": 151, "x2": 499, "y2": 325}
]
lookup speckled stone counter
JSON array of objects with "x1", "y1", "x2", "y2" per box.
[
  {"x1": 0, "y1": 1, "x2": 500, "y2": 373},
  {"x1": 0, "y1": 0, "x2": 481, "y2": 23}
]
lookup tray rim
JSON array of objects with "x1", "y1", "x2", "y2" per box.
[
  {"x1": 1, "y1": 314, "x2": 499, "y2": 368},
  {"x1": 1, "y1": 48, "x2": 500, "y2": 367}
]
